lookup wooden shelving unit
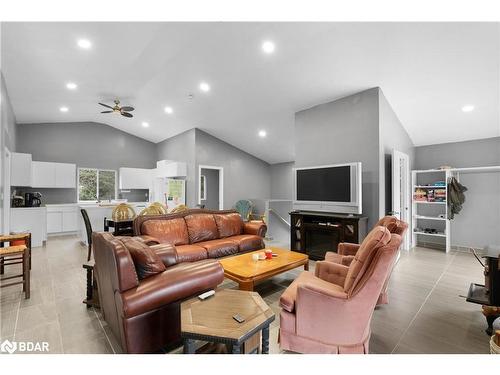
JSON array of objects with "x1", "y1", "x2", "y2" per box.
[{"x1": 411, "y1": 169, "x2": 451, "y2": 252}]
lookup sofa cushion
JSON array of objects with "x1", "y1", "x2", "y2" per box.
[
  {"x1": 120, "y1": 238, "x2": 166, "y2": 280},
  {"x1": 140, "y1": 218, "x2": 189, "y2": 246},
  {"x1": 121, "y1": 259, "x2": 225, "y2": 318},
  {"x1": 175, "y1": 244, "x2": 208, "y2": 262},
  {"x1": 185, "y1": 213, "x2": 219, "y2": 243},
  {"x1": 149, "y1": 243, "x2": 178, "y2": 267},
  {"x1": 214, "y1": 213, "x2": 243, "y2": 238},
  {"x1": 229, "y1": 234, "x2": 265, "y2": 252},
  {"x1": 199, "y1": 239, "x2": 239, "y2": 258}
]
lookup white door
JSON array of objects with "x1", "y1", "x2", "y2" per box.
[
  {"x1": 55, "y1": 163, "x2": 76, "y2": 188},
  {"x1": 392, "y1": 149, "x2": 410, "y2": 250},
  {"x1": 32, "y1": 161, "x2": 56, "y2": 188}
]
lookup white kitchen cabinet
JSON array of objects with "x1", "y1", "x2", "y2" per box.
[
  {"x1": 11, "y1": 152, "x2": 32, "y2": 186},
  {"x1": 155, "y1": 161, "x2": 187, "y2": 178},
  {"x1": 55, "y1": 163, "x2": 76, "y2": 188},
  {"x1": 32, "y1": 161, "x2": 76, "y2": 188},
  {"x1": 119, "y1": 167, "x2": 152, "y2": 189},
  {"x1": 11, "y1": 207, "x2": 47, "y2": 247},
  {"x1": 46, "y1": 204, "x2": 78, "y2": 234},
  {"x1": 32, "y1": 161, "x2": 56, "y2": 188}
]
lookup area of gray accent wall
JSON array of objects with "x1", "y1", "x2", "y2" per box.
[
  {"x1": 1, "y1": 72, "x2": 17, "y2": 232},
  {"x1": 194, "y1": 129, "x2": 271, "y2": 209},
  {"x1": 294, "y1": 88, "x2": 381, "y2": 227},
  {"x1": 16, "y1": 122, "x2": 157, "y2": 203},
  {"x1": 270, "y1": 161, "x2": 295, "y2": 200},
  {"x1": 156, "y1": 129, "x2": 196, "y2": 207},
  {"x1": 379, "y1": 88, "x2": 415, "y2": 217},
  {"x1": 200, "y1": 168, "x2": 220, "y2": 210},
  {"x1": 415, "y1": 137, "x2": 500, "y2": 248}
]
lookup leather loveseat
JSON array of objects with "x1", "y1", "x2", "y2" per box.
[{"x1": 132, "y1": 209, "x2": 267, "y2": 261}]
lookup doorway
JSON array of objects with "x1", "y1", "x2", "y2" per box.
[
  {"x1": 391, "y1": 149, "x2": 410, "y2": 250},
  {"x1": 198, "y1": 165, "x2": 223, "y2": 210}
]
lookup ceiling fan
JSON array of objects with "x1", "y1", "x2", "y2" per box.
[{"x1": 99, "y1": 100, "x2": 135, "y2": 118}]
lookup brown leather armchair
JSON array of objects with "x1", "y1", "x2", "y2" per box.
[
  {"x1": 324, "y1": 216, "x2": 408, "y2": 304},
  {"x1": 279, "y1": 227, "x2": 402, "y2": 354},
  {"x1": 92, "y1": 232, "x2": 224, "y2": 353}
]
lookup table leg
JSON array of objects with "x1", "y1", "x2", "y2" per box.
[
  {"x1": 304, "y1": 261, "x2": 309, "y2": 271},
  {"x1": 239, "y1": 281, "x2": 254, "y2": 291},
  {"x1": 231, "y1": 343, "x2": 241, "y2": 354},
  {"x1": 183, "y1": 339, "x2": 196, "y2": 354},
  {"x1": 262, "y1": 325, "x2": 270, "y2": 354},
  {"x1": 23, "y1": 250, "x2": 30, "y2": 299},
  {"x1": 86, "y1": 267, "x2": 93, "y2": 309}
]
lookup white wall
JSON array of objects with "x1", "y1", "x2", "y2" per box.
[{"x1": 270, "y1": 161, "x2": 294, "y2": 200}]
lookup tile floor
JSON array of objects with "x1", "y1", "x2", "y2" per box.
[{"x1": 0, "y1": 235, "x2": 491, "y2": 354}]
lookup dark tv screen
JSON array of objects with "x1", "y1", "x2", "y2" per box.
[{"x1": 296, "y1": 166, "x2": 351, "y2": 202}]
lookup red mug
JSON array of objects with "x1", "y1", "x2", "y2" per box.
[{"x1": 265, "y1": 249, "x2": 273, "y2": 259}]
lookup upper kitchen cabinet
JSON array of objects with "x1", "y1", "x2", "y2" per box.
[
  {"x1": 32, "y1": 161, "x2": 76, "y2": 188},
  {"x1": 119, "y1": 167, "x2": 152, "y2": 189},
  {"x1": 155, "y1": 160, "x2": 187, "y2": 178},
  {"x1": 11, "y1": 152, "x2": 32, "y2": 186}
]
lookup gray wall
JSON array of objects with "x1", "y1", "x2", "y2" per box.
[
  {"x1": 415, "y1": 137, "x2": 500, "y2": 248},
  {"x1": 195, "y1": 129, "x2": 271, "y2": 209},
  {"x1": 200, "y1": 168, "x2": 220, "y2": 210},
  {"x1": 156, "y1": 129, "x2": 196, "y2": 207},
  {"x1": 270, "y1": 161, "x2": 295, "y2": 200},
  {"x1": 379, "y1": 88, "x2": 415, "y2": 216},
  {"x1": 16, "y1": 122, "x2": 157, "y2": 203},
  {"x1": 295, "y1": 88, "x2": 381, "y2": 227},
  {"x1": 1, "y1": 72, "x2": 17, "y2": 232}
]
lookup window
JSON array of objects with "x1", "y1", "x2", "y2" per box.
[
  {"x1": 200, "y1": 175, "x2": 206, "y2": 200},
  {"x1": 78, "y1": 168, "x2": 117, "y2": 202}
]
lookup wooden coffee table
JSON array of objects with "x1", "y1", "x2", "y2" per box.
[
  {"x1": 219, "y1": 247, "x2": 309, "y2": 291},
  {"x1": 181, "y1": 289, "x2": 275, "y2": 354}
]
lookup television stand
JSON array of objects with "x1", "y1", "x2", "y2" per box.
[{"x1": 289, "y1": 211, "x2": 368, "y2": 260}]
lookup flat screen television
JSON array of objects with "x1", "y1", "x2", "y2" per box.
[{"x1": 293, "y1": 162, "x2": 362, "y2": 214}]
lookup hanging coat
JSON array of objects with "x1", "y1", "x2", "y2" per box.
[{"x1": 447, "y1": 177, "x2": 467, "y2": 220}]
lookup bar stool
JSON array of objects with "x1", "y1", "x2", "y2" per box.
[{"x1": 0, "y1": 233, "x2": 31, "y2": 299}]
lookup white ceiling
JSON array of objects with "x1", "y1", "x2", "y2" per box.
[{"x1": 2, "y1": 22, "x2": 499, "y2": 164}]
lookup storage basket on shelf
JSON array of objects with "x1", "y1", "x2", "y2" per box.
[{"x1": 490, "y1": 331, "x2": 500, "y2": 354}]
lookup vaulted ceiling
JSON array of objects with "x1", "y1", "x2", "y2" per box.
[{"x1": 2, "y1": 22, "x2": 499, "y2": 163}]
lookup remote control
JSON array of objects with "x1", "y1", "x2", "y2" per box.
[
  {"x1": 233, "y1": 314, "x2": 245, "y2": 323},
  {"x1": 198, "y1": 290, "x2": 215, "y2": 300}
]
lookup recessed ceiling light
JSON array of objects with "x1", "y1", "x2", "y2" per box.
[
  {"x1": 164, "y1": 106, "x2": 173, "y2": 114},
  {"x1": 262, "y1": 40, "x2": 275, "y2": 54},
  {"x1": 66, "y1": 82, "x2": 77, "y2": 90},
  {"x1": 258, "y1": 130, "x2": 267, "y2": 138},
  {"x1": 462, "y1": 105, "x2": 475, "y2": 112},
  {"x1": 199, "y1": 82, "x2": 210, "y2": 92},
  {"x1": 77, "y1": 39, "x2": 92, "y2": 49},
  {"x1": 59, "y1": 106, "x2": 69, "y2": 113},
  {"x1": 142, "y1": 122, "x2": 150, "y2": 128}
]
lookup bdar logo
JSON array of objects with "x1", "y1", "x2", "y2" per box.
[{"x1": 0, "y1": 339, "x2": 17, "y2": 354}]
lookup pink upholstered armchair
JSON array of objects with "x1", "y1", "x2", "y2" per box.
[
  {"x1": 324, "y1": 216, "x2": 408, "y2": 305},
  {"x1": 279, "y1": 227, "x2": 402, "y2": 354}
]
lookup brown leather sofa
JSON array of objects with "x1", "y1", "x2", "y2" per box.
[
  {"x1": 93, "y1": 232, "x2": 225, "y2": 353},
  {"x1": 93, "y1": 210, "x2": 267, "y2": 353},
  {"x1": 132, "y1": 209, "x2": 267, "y2": 261}
]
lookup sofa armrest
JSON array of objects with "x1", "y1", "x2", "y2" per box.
[
  {"x1": 337, "y1": 242, "x2": 360, "y2": 256},
  {"x1": 315, "y1": 261, "x2": 349, "y2": 287},
  {"x1": 134, "y1": 235, "x2": 161, "y2": 246},
  {"x1": 149, "y1": 243, "x2": 178, "y2": 268},
  {"x1": 243, "y1": 221, "x2": 267, "y2": 237}
]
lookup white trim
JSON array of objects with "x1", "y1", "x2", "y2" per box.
[
  {"x1": 200, "y1": 175, "x2": 207, "y2": 200},
  {"x1": 3, "y1": 148, "x2": 11, "y2": 234},
  {"x1": 77, "y1": 167, "x2": 117, "y2": 202},
  {"x1": 198, "y1": 165, "x2": 223, "y2": 210}
]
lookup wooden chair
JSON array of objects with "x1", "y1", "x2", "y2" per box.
[
  {"x1": 170, "y1": 204, "x2": 188, "y2": 213},
  {"x1": 80, "y1": 208, "x2": 93, "y2": 261},
  {"x1": 0, "y1": 233, "x2": 31, "y2": 299}
]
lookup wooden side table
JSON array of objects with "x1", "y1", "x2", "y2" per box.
[{"x1": 181, "y1": 289, "x2": 275, "y2": 354}]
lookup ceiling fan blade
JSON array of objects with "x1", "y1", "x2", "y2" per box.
[
  {"x1": 99, "y1": 102, "x2": 114, "y2": 109},
  {"x1": 121, "y1": 112, "x2": 133, "y2": 118},
  {"x1": 100, "y1": 110, "x2": 113, "y2": 113},
  {"x1": 120, "y1": 106, "x2": 134, "y2": 112}
]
